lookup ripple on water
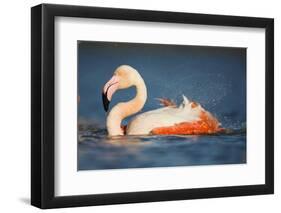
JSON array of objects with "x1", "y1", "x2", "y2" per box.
[{"x1": 78, "y1": 128, "x2": 246, "y2": 170}]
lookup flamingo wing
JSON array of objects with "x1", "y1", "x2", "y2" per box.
[
  {"x1": 151, "y1": 111, "x2": 224, "y2": 135},
  {"x1": 156, "y1": 98, "x2": 177, "y2": 108}
]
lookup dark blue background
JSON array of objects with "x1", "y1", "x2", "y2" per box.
[{"x1": 78, "y1": 41, "x2": 246, "y2": 129}]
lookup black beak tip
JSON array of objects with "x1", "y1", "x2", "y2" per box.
[{"x1": 102, "y1": 92, "x2": 110, "y2": 112}]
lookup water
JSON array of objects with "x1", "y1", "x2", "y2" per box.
[
  {"x1": 78, "y1": 129, "x2": 246, "y2": 170},
  {"x1": 78, "y1": 42, "x2": 246, "y2": 128}
]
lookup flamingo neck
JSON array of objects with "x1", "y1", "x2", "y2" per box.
[{"x1": 106, "y1": 76, "x2": 147, "y2": 136}]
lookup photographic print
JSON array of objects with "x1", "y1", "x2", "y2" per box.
[
  {"x1": 78, "y1": 41, "x2": 246, "y2": 170},
  {"x1": 31, "y1": 4, "x2": 273, "y2": 208}
]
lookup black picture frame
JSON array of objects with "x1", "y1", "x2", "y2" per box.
[{"x1": 31, "y1": 3, "x2": 274, "y2": 209}]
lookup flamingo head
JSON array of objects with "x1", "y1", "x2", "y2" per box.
[{"x1": 102, "y1": 65, "x2": 139, "y2": 112}]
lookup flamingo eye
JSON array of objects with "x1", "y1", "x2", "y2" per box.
[{"x1": 191, "y1": 102, "x2": 198, "y2": 108}]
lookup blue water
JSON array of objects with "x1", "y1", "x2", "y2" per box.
[
  {"x1": 78, "y1": 129, "x2": 246, "y2": 170},
  {"x1": 78, "y1": 41, "x2": 246, "y2": 128}
]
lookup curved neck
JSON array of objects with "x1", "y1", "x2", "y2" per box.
[{"x1": 106, "y1": 77, "x2": 147, "y2": 136}]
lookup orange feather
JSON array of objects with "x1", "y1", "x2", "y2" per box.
[{"x1": 151, "y1": 111, "x2": 224, "y2": 135}]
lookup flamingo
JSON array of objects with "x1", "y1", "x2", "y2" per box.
[{"x1": 102, "y1": 65, "x2": 223, "y2": 136}]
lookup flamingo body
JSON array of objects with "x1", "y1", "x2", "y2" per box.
[{"x1": 126, "y1": 96, "x2": 222, "y2": 135}]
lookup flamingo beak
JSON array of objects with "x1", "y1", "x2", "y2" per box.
[
  {"x1": 102, "y1": 75, "x2": 119, "y2": 112},
  {"x1": 102, "y1": 93, "x2": 110, "y2": 112}
]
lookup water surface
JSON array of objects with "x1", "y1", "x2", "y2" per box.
[{"x1": 78, "y1": 129, "x2": 246, "y2": 170}]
